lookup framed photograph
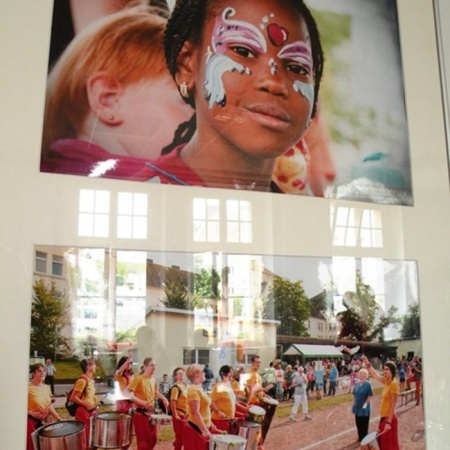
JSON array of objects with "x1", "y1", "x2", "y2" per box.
[{"x1": 40, "y1": 0, "x2": 412, "y2": 204}]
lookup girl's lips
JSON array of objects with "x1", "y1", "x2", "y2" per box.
[{"x1": 246, "y1": 104, "x2": 292, "y2": 132}]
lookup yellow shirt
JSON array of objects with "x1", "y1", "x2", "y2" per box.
[
  {"x1": 211, "y1": 382, "x2": 236, "y2": 418},
  {"x1": 246, "y1": 371, "x2": 263, "y2": 404},
  {"x1": 231, "y1": 379, "x2": 245, "y2": 398},
  {"x1": 187, "y1": 384, "x2": 211, "y2": 427},
  {"x1": 171, "y1": 382, "x2": 188, "y2": 414},
  {"x1": 380, "y1": 378, "x2": 399, "y2": 417},
  {"x1": 28, "y1": 383, "x2": 52, "y2": 412},
  {"x1": 73, "y1": 376, "x2": 97, "y2": 406},
  {"x1": 128, "y1": 374, "x2": 157, "y2": 404}
]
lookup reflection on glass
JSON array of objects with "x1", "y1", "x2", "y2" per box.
[
  {"x1": 78, "y1": 189, "x2": 110, "y2": 237},
  {"x1": 226, "y1": 200, "x2": 253, "y2": 243},
  {"x1": 331, "y1": 206, "x2": 383, "y2": 248},
  {"x1": 193, "y1": 198, "x2": 220, "y2": 242},
  {"x1": 117, "y1": 192, "x2": 148, "y2": 239}
]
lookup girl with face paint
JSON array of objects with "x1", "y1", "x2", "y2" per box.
[{"x1": 141, "y1": 0, "x2": 324, "y2": 192}]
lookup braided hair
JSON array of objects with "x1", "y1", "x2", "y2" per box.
[{"x1": 162, "y1": 0, "x2": 324, "y2": 152}]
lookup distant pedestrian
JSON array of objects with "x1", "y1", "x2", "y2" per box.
[
  {"x1": 327, "y1": 363, "x2": 339, "y2": 396},
  {"x1": 351, "y1": 368, "x2": 373, "y2": 442},
  {"x1": 44, "y1": 358, "x2": 56, "y2": 395},
  {"x1": 289, "y1": 366, "x2": 311, "y2": 422},
  {"x1": 202, "y1": 363, "x2": 214, "y2": 391}
]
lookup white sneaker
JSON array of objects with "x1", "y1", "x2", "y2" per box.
[
  {"x1": 304, "y1": 416, "x2": 312, "y2": 421},
  {"x1": 289, "y1": 417, "x2": 296, "y2": 422}
]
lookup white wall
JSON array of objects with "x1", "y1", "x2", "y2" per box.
[{"x1": 1, "y1": 0, "x2": 450, "y2": 448}]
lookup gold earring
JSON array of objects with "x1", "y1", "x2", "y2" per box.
[{"x1": 179, "y1": 82, "x2": 189, "y2": 98}]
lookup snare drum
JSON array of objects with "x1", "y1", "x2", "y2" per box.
[
  {"x1": 262, "y1": 397, "x2": 279, "y2": 407},
  {"x1": 247, "y1": 405, "x2": 266, "y2": 424},
  {"x1": 91, "y1": 412, "x2": 132, "y2": 449},
  {"x1": 35, "y1": 420, "x2": 86, "y2": 450},
  {"x1": 209, "y1": 434, "x2": 246, "y2": 450},
  {"x1": 238, "y1": 421, "x2": 261, "y2": 450},
  {"x1": 150, "y1": 414, "x2": 172, "y2": 426}
]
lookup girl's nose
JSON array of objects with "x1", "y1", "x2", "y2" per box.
[{"x1": 255, "y1": 66, "x2": 290, "y2": 98}]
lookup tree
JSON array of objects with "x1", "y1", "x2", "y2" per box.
[
  {"x1": 194, "y1": 268, "x2": 221, "y2": 313},
  {"x1": 30, "y1": 279, "x2": 70, "y2": 358},
  {"x1": 194, "y1": 268, "x2": 221, "y2": 299},
  {"x1": 262, "y1": 276, "x2": 310, "y2": 336},
  {"x1": 401, "y1": 303, "x2": 421, "y2": 338},
  {"x1": 337, "y1": 271, "x2": 400, "y2": 341},
  {"x1": 161, "y1": 279, "x2": 197, "y2": 310}
]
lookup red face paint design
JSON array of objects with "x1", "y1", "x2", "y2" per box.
[{"x1": 267, "y1": 23, "x2": 289, "y2": 46}]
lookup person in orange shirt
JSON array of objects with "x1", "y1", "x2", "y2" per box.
[
  {"x1": 210, "y1": 365, "x2": 249, "y2": 434},
  {"x1": 27, "y1": 363, "x2": 62, "y2": 450},
  {"x1": 170, "y1": 367, "x2": 188, "y2": 450},
  {"x1": 362, "y1": 356, "x2": 400, "y2": 450},
  {"x1": 184, "y1": 364, "x2": 220, "y2": 450},
  {"x1": 70, "y1": 358, "x2": 100, "y2": 446},
  {"x1": 114, "y1": 355, "x2": 133, "y2": 414},
  {"x1": 127, "y1": 357, "x2": 169, "y2": 450}
]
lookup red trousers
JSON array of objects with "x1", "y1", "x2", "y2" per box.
[
  {"x1": 172, "y1": 416, "x2": 187, "y2": 450},
  {"x1": 378, "y1": 416, "x2": 399, "y2": 450},
  {"x1": 183, "y1": 422, "x2": 208, "y2": 450},
  {"x1": 406, "y1": 375, "x2": 421, "y2": 403},
  {"x1": 75, "y1": 406, "x2": 96, "y2": 447},
  {"x1": 26, "y1": 417, "x2": 41, "y2": 450},
  {"x1": 133, "y1": 411, "x2": 157, "y2": 450}
]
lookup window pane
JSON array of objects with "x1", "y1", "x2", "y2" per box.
[
  {"x1": 207, "y1": 221, "x2": 220, "y2": 242},
  {"x1": 94, "y1": 214, "x2": 109, "y2": 237},
  {"x1": 78, "y1": 213, "x2": 94, "y2": 236},
  {"x1": 118, "y1": 193, "x2": 133, "y2": 215},
  {"x1": 133, "y1": 193, "x2": 148, "y2": 215},
  {"x1": 133, "y1": 217, "x2": 147, "y2": 239},
  {"x1": 79, "y1": 190, "x2": 94, "y2": 212},
  {"x1": 227, "y1": 200, "x2": 239, "y2": 221},
  {"x1": 117, "y1": 216, "x2": 132, "y2": 239},
  {"x1": 95, "y1": 191, "x2": 110, "y2": 213},
  {"x1": 227, "y1": 222, "x2": 239, "y2": 243}
]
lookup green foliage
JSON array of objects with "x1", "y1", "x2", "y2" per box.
[
  {"x1": 401, "y1": 303, "x2": 421, "y2": 338},
  {"x1": 263, "y1": 276, "x2": 310, "y2": 336},
  {"x1": 30, "y1": 279, "x2": 71, "y2": 358},
  {"x1": 194, "y1": 268, "x2": 221, "y2": 299},
  {"x1": 161, "y1": 279, "x2": 197, "y2": 310}
]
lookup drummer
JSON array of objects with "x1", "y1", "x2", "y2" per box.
[
  {"x1": 246, "y1": 356, "x2": 274, "y2": 405},
  {"x1": 27, "y1": 363, "x2": 62, "y2": 450},
  {"x1": 184, "y1": 364, "x2": 220, "y2": 450},
  {"x1": 114, "y1": 355, "x2": 133, "y2": 413},
  {"x1": 170, "y1": 367, "x2": 188, "y2": 450},
  {"x1": 210, "y1": 365, "x2": 249, "y2": 434},
  {"x1": 70, "y1": 357, "x2": 99, "y2": 445},
  {"x1": 245, "y1": 356, "x2": 276, "y2": 448},
  {"x1": 127, "y1": 357, "x2": 169, "y2": 450}
]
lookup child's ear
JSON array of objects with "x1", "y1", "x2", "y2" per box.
[
  {"x1": 174, "y1": 41, "x2": 196, "y2": 92},
  {"x1": 86, "y1": 72, "x2": 124, "y2": 125}
]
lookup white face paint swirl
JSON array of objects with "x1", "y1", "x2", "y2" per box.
[
  {"x1": 278, "y1": 40, "x2": 315, "y2": 126},
  {"x1": 203, "y1": 7, "x2": 266, "y2": 108}
]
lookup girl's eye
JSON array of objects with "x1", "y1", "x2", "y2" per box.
[
  {"x1": 231, "y1": 45, "x2": 256, "y2": 59},
  {"x1": 286, "y1": 63, "x2": 310, "y2": 77}
]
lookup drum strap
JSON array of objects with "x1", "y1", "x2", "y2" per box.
[
  {"x1": 188, "y1": 420, "x2": 202, "y2": 434},
  {"x1": 27, "y1": 415, "x2": 43, "y2": 427}
]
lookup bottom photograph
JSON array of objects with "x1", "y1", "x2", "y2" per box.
[{"x1": 27, "y1": 246, "x2": 424, "y2": 450}]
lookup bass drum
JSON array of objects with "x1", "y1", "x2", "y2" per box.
[
  {"x1": 36, "y1": 420, "x2": 86, "y2": 450},
  {"x1": 91, "y1": 412, "x2": 132, "y2": 449}
]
